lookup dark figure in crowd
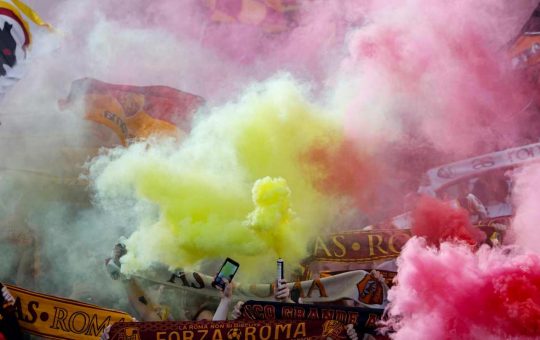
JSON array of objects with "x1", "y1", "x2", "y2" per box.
[{"x1": 0, "y1": 284, "x2": 23, "y2": 340}]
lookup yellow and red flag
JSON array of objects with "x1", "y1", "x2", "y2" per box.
[{"x1": 60, "y1": 78, "x2": 204, "y2": 145}]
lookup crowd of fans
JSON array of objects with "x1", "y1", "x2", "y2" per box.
[
  {"x1": 0, "y1": 166, "x2": 514, "y2": 340},
  {"x1": 98, "y1": 240, "x2": 387, "y2": 340}
]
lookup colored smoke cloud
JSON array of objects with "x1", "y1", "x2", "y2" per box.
[
  {"x1": 4, "y1": 0, "x2": 540, "y2": 325},
  {"x1": 386, "y1": 237, "x2": 540, "y2": 338},
  {"x1": 511, "y1": 163, "x2": 540, "y2": 253},
  {"x1": 88, "y1": 76, "x2": 368, "y2": 281},
  {"x1": 335, "y1": 0, "x2": 538, "y2": 158},
  {"x1": 411, "y1": 196, "x2": 485, "y2": 247}
]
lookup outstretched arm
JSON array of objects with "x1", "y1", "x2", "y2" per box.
[
  {"x1": 213, "y1": 279, "x2": 233, "y2": 321},
  {"x1": 106, "y1": 242, "x2": 162, "y2": 321}
]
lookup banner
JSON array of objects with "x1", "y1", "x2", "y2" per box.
[
  {"x1": 308, "y1": 220, "x2": 509, "y2": 264},
  {"x1": 418, "y1": 142, "x2": 540, "y2": 194},
  {"x1": 205, "y1": 0, "x2": 298, "y2": 33},
  {"x1": 241, "y1": 300, "x2": 383, "y2": 333},
  {"x1": 136, "y1": 269, "x2": 388, "y2": 308},
  {"x1": 5, "y1": 284, "x2": 132, "y2": 340},
  {"x1": 60, "y1": 78, "x2": 204, "y2": 145},
  {"x1": 109, "y1": 319, "x2": 348, "y2": 340},
  {"x1": 310, "y1": 229, "x2": 410, "y2": 264},
  {"x1": 509, "y1": 34, "x2": 540, "y2": 68}
]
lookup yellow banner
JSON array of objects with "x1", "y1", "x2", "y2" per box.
[{"x1": 5, "y1": 284, "x2": 132, "y2": 340}]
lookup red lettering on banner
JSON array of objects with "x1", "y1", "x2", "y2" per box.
[
  {"x1": 253, "y1": 305, "x2": 263, "y2": 319},
  {"x1": 508, "y1": 145, "x2": 540, "y2": 162},
  {"x1": 472, "y1": 157, "x2": 495, "y2": 169},
  {"x1": 321, "y1": 309, "x2": 334, "y2": 320},
  {"x1": 348, "y1": 312, "x2": 359, "y2": 325},
  {"x1": 365, "y1": 314, "x2": 379, "y2": 328},
  {"x1": 263, "y1": 305, "x2": 275, "y2": 319},
  {"x1": 282, "y1": 307, "x2": 294, "y2": 318},
  {"x1": 335, "y1": 310, "x2": 347, "y2": 323},
  {"x1": 294, "y1": 307, "x2": 306, "y2": 319},
  {"x1": 307, "y1": 308, "x2": 318, "y2": 320},
  {"x1": 437, "y1": 166, "x2": 454, "y2": 179}
]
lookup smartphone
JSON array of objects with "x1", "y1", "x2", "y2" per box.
[{"x1": 212, "y1": 258, "x2": 240, "y2": 290}]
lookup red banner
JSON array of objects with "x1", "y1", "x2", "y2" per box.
[
  {"x1": 309, "y1": 218, "x2": 509, "y2": 264},
  {"x1": 109, "y1": 319, "x2": 347, "y2": 340}
]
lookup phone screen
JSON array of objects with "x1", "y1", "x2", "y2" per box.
[{"x1": 213, "y1": 258, "x2": 239, "y2": 289}]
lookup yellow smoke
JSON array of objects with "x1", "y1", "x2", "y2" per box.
[
  {"x1": 90, "y1": 75, "x2": 345, "y2": 281},
  {"x1": 246, "y1": 176, "x2": 302, "y2": 261}
]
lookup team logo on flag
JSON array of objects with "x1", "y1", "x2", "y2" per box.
[
  {"x1": 0, "y1": 21, "x2": 16, "y2": 76},
  {"x1": 356, "y1": 273, "x2": 384, "y2": 305}
]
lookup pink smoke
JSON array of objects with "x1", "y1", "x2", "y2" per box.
[
  {"x1": 341, "y1": 0, "x2": 538, "y2": 157},
  {"x1": 411, "y1": 196, "x2": 485, "y2": 247},
  {"x1": 386, "y1": 237, "x2": 540, "y2": 339},
  {"x1": 511, "y1": 163, "x2": 540, "y2": 253},
  {"x1": 89, "y1": 0, "x2": 362, "y2": 82}
]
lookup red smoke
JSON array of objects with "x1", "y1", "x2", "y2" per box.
[
  {"x1": 411, "y1": 196, "x2": 485, "y2": 247},
  {"x1": 386, "y1": 238, "x2": 540, "y2": 338},
  {"x1": 301, "y1": 139, "x2": 381, "y2": 214}
]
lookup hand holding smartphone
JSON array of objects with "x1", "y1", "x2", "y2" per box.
[{"x1": 212, "y1": 258, "x2": 240, "y2": 290}]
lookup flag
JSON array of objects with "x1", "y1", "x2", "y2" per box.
[{"x1": 60, "y1": 78, "x2": 204, "y2": 145}]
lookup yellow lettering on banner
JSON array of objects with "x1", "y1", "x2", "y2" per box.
[
  {"x1": 245, "y1": 326, "x2": 257, "y2": 340},
  {"x1": 157, "y1": 331, "x2": 167, "y2": 340},
  {"x1": 198, "y1": 329, "x2": 209, "y2": 340},
  {"x1": 332, "y1": 235, "x2": 346, "y2": 258},
  {"x1": 314, "y1": 237, "x2": 332, "y2": 257},
  {"x1": 212, "y1": 329, "x2": 223, "y2": 340},
  {"x1": 182, "y1": 330, "x2": 194, "y2": 340},
  {"x1": 259, "y1": 325, "x2": 271, "y2": 340},
  {"x1": 368, "y1": 234, "x2": 388, "y2": 256},
  {"x1": 168, "y1": 331, "x2": 180, "y2": 340},
  {"x1": 307, "y1": 279, "x2": 328, "y2": 298},
  {"x1": 293, "y1": 323, "x2": 306, "y2": 338},
  {"x1": 276, "y1": 324, "x2": 291, "y2": 338},
  {"x1": 388, "y1": 232, "x2": 411, "y2": 254}
]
